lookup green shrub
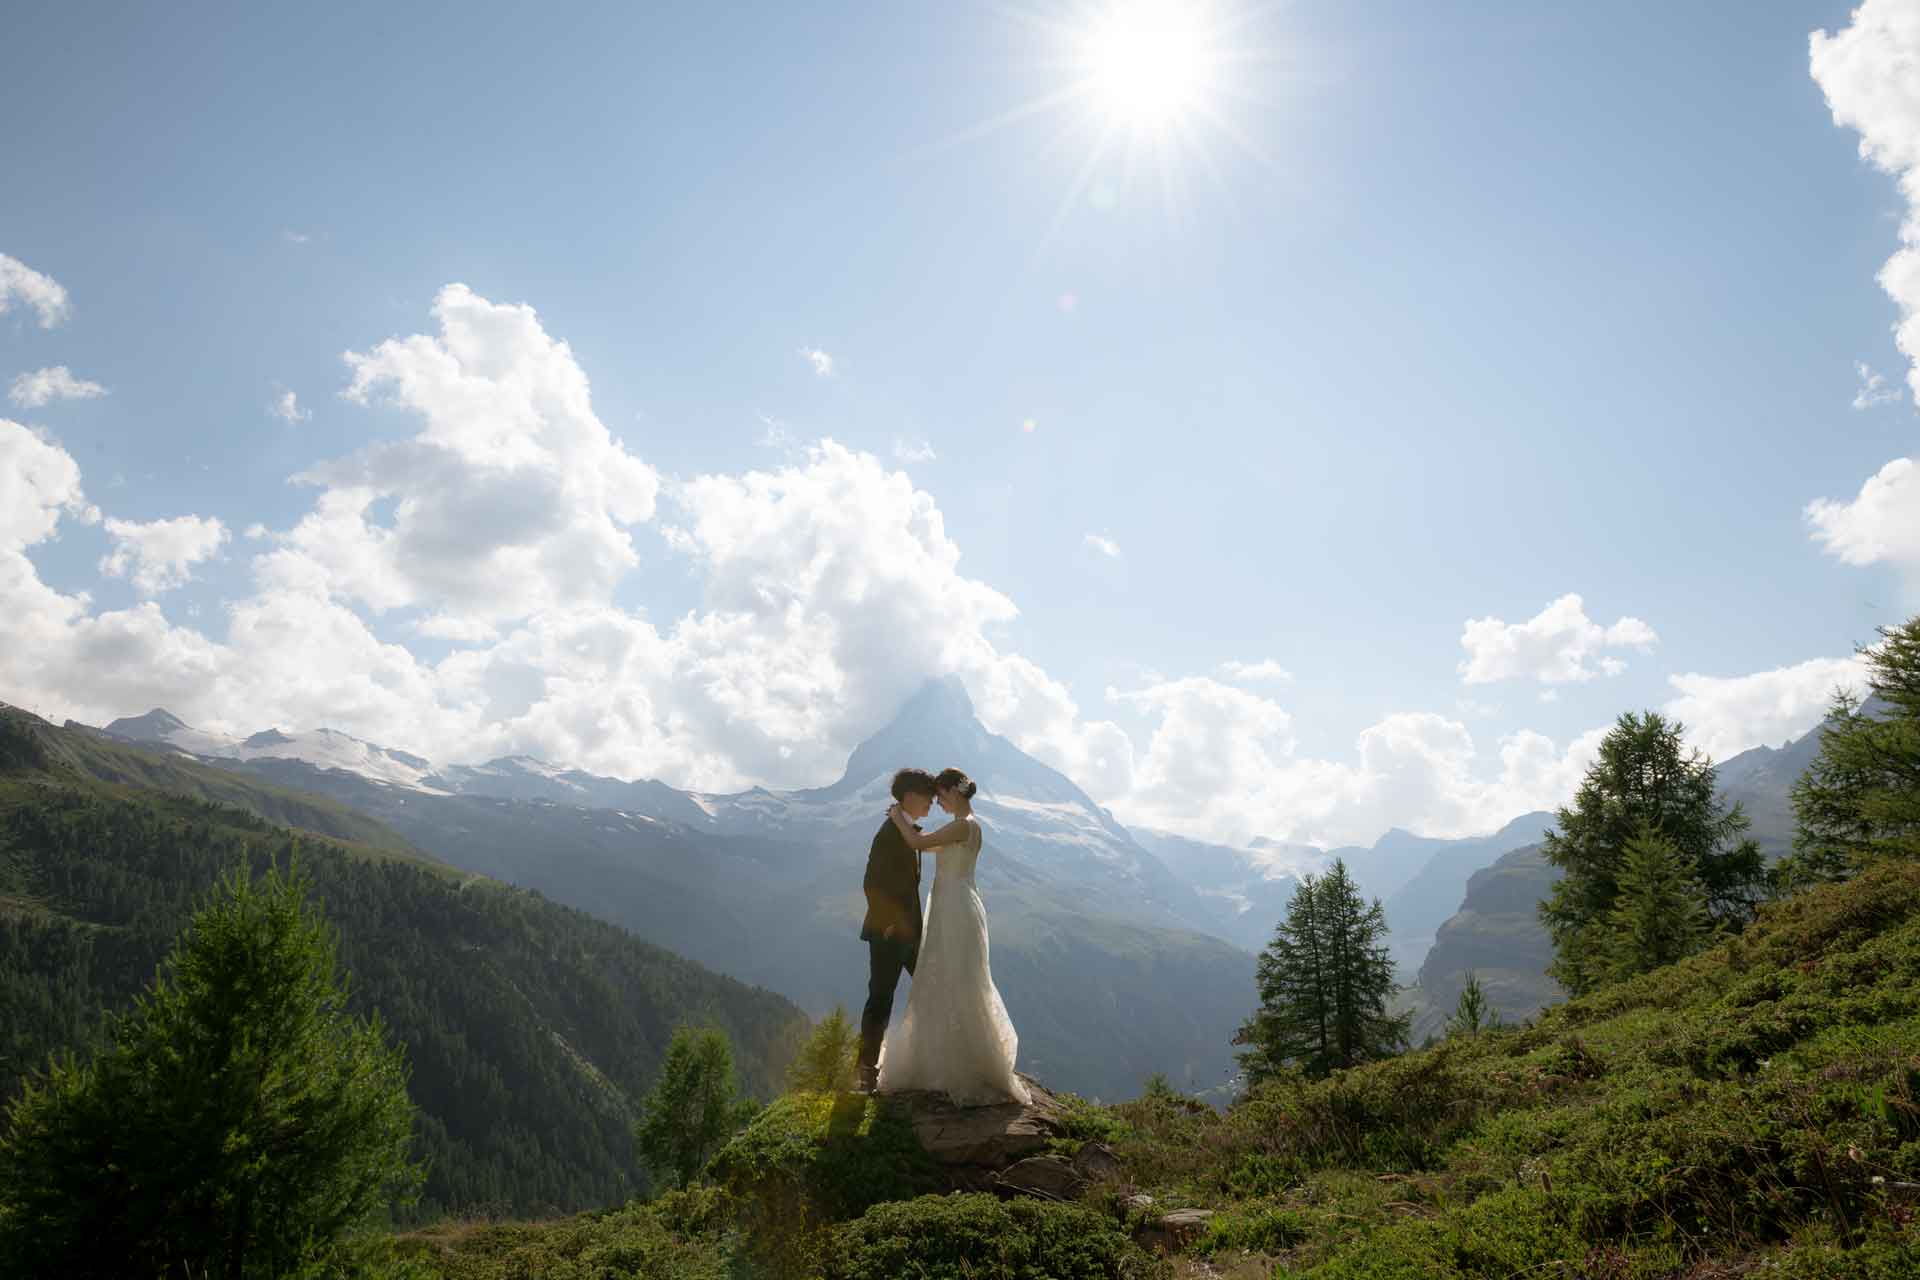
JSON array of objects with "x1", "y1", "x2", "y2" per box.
[
  {"x1": 392, "y1": 1200, "x2": 736, "y2": 1280},
  {"x1": 826, "y1": 1193, "x2": 1167, "y2": 1280},
  {"x1": 706, "y1": 1090, "x2": 941, "y2": 1274},
  {"x1": 1198, "y1": 1203, "x2": 1311, "y2": 1254}
]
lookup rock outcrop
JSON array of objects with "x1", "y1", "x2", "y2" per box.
[
  {"x1": 883, "y1": 1075, "x2": 1070, "y2": 1190},
  {"x1": 879, "y1": 1076, "x2": 1210, "y2": 1253}
]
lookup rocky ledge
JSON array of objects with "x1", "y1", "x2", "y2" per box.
[{"x1": 882, "y1": 1074, "x2": 1214, "y2": 1250}]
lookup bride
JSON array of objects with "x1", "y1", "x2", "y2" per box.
[{"x1": 876, "y1": 767, "x2": 1030, "y2": 1105}]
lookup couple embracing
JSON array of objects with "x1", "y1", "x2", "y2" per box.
[{"x1": 855, "y1": 766, "x2": 1029, "y2": 1105}]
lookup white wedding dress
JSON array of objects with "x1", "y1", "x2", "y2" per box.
[{"x1": 877, "y1": 816, "x2": 1030, "y2": 1106}]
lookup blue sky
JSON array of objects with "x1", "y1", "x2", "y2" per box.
[{"x1": 4, "y1": 0, "x2": 1917, "y2": 846}]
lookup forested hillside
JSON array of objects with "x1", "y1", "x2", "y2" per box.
[{"x1": 0, "y1": 706, "x2": 806, "y2": 1220}]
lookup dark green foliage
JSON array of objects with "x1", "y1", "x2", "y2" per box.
[
  {"x1": 392, "y1": 1189, "x2": 739, "y2": 1280},
  {"x1": 635, "y1": 1025, "x2": 753, "y2": 1188},
  {"x1": 1540, "y1": 710, "x2": 1765, "y2": 995},
  {"x1": 0, "y1": 861, "x2": 422, "y2": 1279},
  {"x1": 1445, "y1": 970, "x2": 1498, "y2": 1038},
  {"x1": 707, "y1": 1090, "x2": 941, "y2": 1223},
  {"x1": 825, "y1": 1193, "x2": 1166, "y2": 1280},
  {"x1": 0, "y1": 756, "x2": 805, "y2": 1220},
  {"x1": 786, "y1": 1004, "x2": 859, "y2": 1095},
  {"x1": 1239, "y1": 859, "x2": 1407, "y2": 1083},
  {"x1": 1598, "y1": 823, "x2": 1712, "y2": 984},
  {"x1": 1786, "y1": 619, "x2": 1920, "y2": 885}
]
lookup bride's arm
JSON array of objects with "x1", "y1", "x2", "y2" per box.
[{"x1": 888, "y1": 805, "x2": 971, "y2": 850}]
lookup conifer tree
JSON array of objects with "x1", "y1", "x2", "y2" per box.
[
  {"x1": 1540, "y1": 711, "x2": 1764, "y2": 995},
  {"x1": 636, "y1": 1025, "x2": 754, "y2": 1188},
  {"x1": 786, "y1": 1005, "x2": 859, "y2": 1094},
  {"x1": 1238, "y1": 859, "x2": 1406, "y2": 1083},
  {"x1": 1599, "y1": 825, "x2": 1713, "y2": 984},
  {"x1": 0, "y1": 861, "x2": 420, "y2": 1279},
  {"x1": 1781, "y1": 618, "x2": 1920, "y2": 887},
  {"x1": 1446, "y1": 971, "x2": 1499, "y2": 1038}
]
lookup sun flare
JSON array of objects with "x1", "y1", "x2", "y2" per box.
[
  {"x1": 939, "y1": 0, "x2": 1275, "y2": 232},
  {"x1": 1080, "y1": 1, "x2": 1216, "y2": 132}
]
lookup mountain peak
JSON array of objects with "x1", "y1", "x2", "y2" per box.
[
  {"x1": 105, "y1": 708, "x2": 190, "y2": 740},
  {"x1": 895, "y1": 675, "x2": 977, "y2": 724}
]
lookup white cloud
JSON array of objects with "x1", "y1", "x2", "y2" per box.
[
  {"x1": 1807, "y1": 456, "x2": 1920, "y2": 568},
  {"x1": 99, "y1": 515, "x2": 230, "y2": 594},
  {"x1": 1813, "y1": 4, "x2": 1920, "y2": 405},
  {"x1": 893, "y1": 437, "x2": 937, "y2": 463},
  {"x1": 1083, "y1": 533, "x2": 1121, "y2": 558},
  {"x1": 1663, "y1": 656, "x2": 1872, "y2": 762},
  {"x1": 801, "y1": 347, "x2": 834, "y2": 377},
  {"x1": 273, "y1": 283, "x2": 661, "y2": 629},
  {"x1": 7, "y1": 285, "x2": 1861, "y2": 855},
  {"x1": 9, "y1": 366, "x2": 107, "y2": 408},
  {"x1": 283, "y1": 230, "x2": 313, "y2": 245},
  {"x1": 269, "y1": 388, "x2": 310, "y2": 423},
  {"x1": 1854, "y1": 360, "x2": 1904, "y2": 409},
  {"x1": 1458, "y1": 593, "x2": 1659, "y2": 685},
  {"x1": 1104, "y1": 674, "x2": 1603, "y2": 846},
  {"x1": 1, "y1": 419, "x2": 99, "y2": 548},
  {"x1": 1220, "y1": 658, "x2": 1294, "y2": 684},
  {"x1": 0, "y1": 254, "x2": 71, "y2": 329}
]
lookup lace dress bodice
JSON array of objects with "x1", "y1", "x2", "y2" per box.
[{"x1": 930, "y1": 821, "x2": 982, "y2": 888}]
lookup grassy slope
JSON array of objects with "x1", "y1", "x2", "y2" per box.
[
  {"x1": 396, "y1": 863, "x2": 1920, "y2": 1278},
  {"x1": 1102, "y1": 860, "x2": 1920, "y2": 1277}
]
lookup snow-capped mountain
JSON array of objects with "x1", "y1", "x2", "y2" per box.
[
  {"x1": 106, "y1": 709, "x2": 441, "y2": 789},
  {"x1": 684, "y1": 677, "x2": 1221, "y2": 935},
  {"x1": 102, "y1": 678, "x2": 1227, "y2": 939}
]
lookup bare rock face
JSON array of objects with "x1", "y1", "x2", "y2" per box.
[
  {"x1": 883, "y1": 1075, "x2": 1069, "y2": 1191},
  {"x1": 1135, "y1": 1207, "x2": 1216, "y2": 1254},
  {"x1": 994, "y1": 1154, "x2": 1086, "y2": 1200}
]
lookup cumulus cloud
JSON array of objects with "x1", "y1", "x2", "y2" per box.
[
  {"x1": 1813, "y1": 4, "x2": 1920, "y2": 404},
  {"x1": 801, "y1": 347, "x2": 833, "y2": 377},
  {"x1": 268, "y1": 283, "x2": 661, "y2": 631},
  {"x1": 1220, "y1": 658, "x2": 1294, "y2": 684},
  {"x1": 1663, "y1": 656, "x2": 1872, "y2": 762},
  {"x1": 1083, "y1": 533, "x2": 1121, "y2": 558},
  {"x1": 99, "y1": 515, "x2": 230, "y2": 595},
  {"x1": 1854, "y1": 360, "x2": 1904, "y2": 409},
  {"x1": 269, "y1": 388, "x2": 310, "y2": 423},
  {"x1": 1807, "y1": 456, "x2": 1920, "y2": 569},
  {"x1": 1458, "y1": 594, "x2": 1658, "y2": 685},
  {"x1": 0, "y1": 254, "x2": 71, "y2": 329},
  {"x1": 9, "y1": 366, "x2": 107, "y2": 408},
  {"x1": 893, "y1": 437, "x2": 936, "y2": 463},
  {"x1": 1104, "y1": 674, "x2": 1603, "y2": 846}
]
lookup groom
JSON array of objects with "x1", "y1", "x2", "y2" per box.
[{"x1": 856, "y1": 767, "x2": 938, "y2": 1093}]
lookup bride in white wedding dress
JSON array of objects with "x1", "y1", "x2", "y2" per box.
[{"x1": 876, "y1": 767, "x2": 1031, "y2": 1106}]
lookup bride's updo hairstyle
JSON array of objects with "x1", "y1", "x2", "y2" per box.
[{"x1": 934, "y1": 768, "x2": 977, "y2": 800}]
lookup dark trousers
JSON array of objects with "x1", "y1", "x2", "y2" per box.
[{"x1": 858, "y1": 936, "x2": 917, "y2": 1071}]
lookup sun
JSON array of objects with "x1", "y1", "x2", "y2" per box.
[
  {"x1": 931, "y1": 1, "x2": 1277, "y2": 233},
  {"x1": 1079, "y1": 1, "x2": 1218, "y2": 133}
]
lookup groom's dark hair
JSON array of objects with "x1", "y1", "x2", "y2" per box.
[{"x1": 890, "y1": 768, "x2": 938, "y2": 801}]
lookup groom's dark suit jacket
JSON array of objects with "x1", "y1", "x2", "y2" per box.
[{"x1": 859, "y1": 817, "x2": 922, "y2": 947}]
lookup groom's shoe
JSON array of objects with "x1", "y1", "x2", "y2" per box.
[{"x1": 855, "y1": 1066, "x2": 879, "y2": 1094}]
